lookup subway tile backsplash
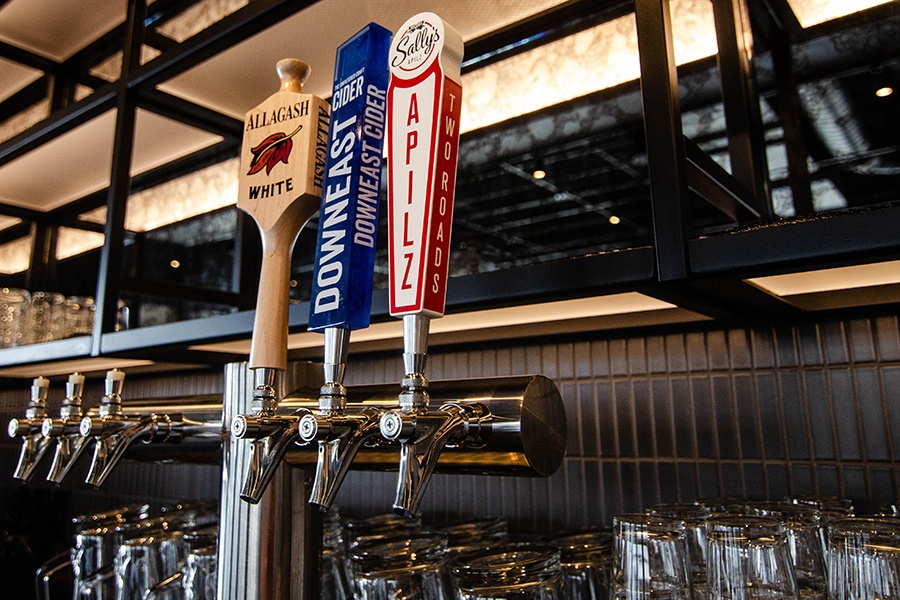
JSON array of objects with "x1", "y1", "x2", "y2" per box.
[{"x1": 1, "y1": 313, "x2": 898, "y2": 535}]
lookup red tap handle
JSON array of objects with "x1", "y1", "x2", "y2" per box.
[{"x1": 387, "y1": 13, "x2": 464, "y2": 319}]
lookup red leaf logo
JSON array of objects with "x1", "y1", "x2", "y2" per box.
[{"x1": 247, "y1": 125, "x2": 302, "y2": 176}]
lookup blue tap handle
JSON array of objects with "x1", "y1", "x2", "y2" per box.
[{"x1": 309, "y1": 23, "x2": 392, "y2": 332}]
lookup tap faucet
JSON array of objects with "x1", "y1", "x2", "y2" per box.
[
  {"x1": 7, "y1": 376, "x2": 51, "y2": 481},
  {"x1": 379, "y1": 315, "x2": 487, "y2": 517},
  {"x1": 381, "y1": 13, "x2": 465, "y2": 517},
  {"x1": 298, "y1": 23, "x2": 393, "y2": 512},
  {"x1": 231, "y1": 57, "x2": 330, "y2": 504},
  {"x1": 79, "y1": 369, "x2": 184, "y2": 488},
  {"x1": 230, "y1": 367, "x2": 311, "y2": 504},
  {"x1": 298, "y1": 330, "x2": 386, "y2": 511},
  {"x1": 42, "y1": 372, "x2": 89, "y2": 484}
]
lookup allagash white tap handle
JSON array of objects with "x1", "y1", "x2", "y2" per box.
[{"x1": 238, "y1": 59, "x2": 330, "y2": 373}]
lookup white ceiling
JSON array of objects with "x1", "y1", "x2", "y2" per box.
[
  {"x1": 0, "y1": 56, "x2": 41, "y2": 103},
  {"x1": 0, "y1": 0, "x2": 568, "y2": 213},
  {"x1": 0, "y1": 109, "x2": 222, "y2": 211},
  {"x1": 159, "y1": 0, "x2": 569, "y2": 118},
  {"x1": 0, "y1": 0, "x2": 126, "y2": 61}
]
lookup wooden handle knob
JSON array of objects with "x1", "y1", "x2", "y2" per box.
[{"x1": 276, "y1": 58, "x2": 310, "y2": 93}]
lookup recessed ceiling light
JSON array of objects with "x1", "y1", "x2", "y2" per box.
[
  {"x1": 533, "y1": 169, "x2": 547, "y2": 180},
  {"x1": 609, "y1": 215, "x2": 621, "y2": 225},
  {"x1": 876, "y1": 86, "x2": 894, "y2": 98}
]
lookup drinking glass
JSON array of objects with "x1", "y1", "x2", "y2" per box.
[
  {"x1": 69, "y1": 504, "x2": 152, "y2": 599},
  {"x1": 349, "y1": 531, "x2": 452, "y2": 599},
  {"x1": 343, "y1": 512, "x2": 423, "y2": 585},
  {"x1": 114, "y1": 532, "x2": 184, "y2": 600},
  {"x1": 452, "y1": 542, "x2": 563, "y2": 599},
  {"x1": 553, "y1": 529, "x2": 613, "y2": 600},
  {"x1": 651, "y1": 503, "x2": 711, "y2": 597},
  {"x1": 183, "y1": 545, "x2": 217, "y2": 600},
  {"x1": 322, "y1": 511, "x2": 350, "y2": 600},
  {"x1": 612, "y1": 514, "x2": 693, "y2": 599},
  {"x1": 826, "y1": 517, "x2": 900, "y2": 600},
  {"x1": 0, "y1": 287, "x2": 29, "y2": 348},
  {"x1": 438, "y1": 516, "x2": 509, "y2": 557},
  {"x1": 28, "y1": 291, "x2": 66, "y2": 344},
  {"x1": 706, "y1": 516, "x2": 799, "y2": 599},
  {"x1": 64, "y1": 295, "x2": 95, "y2": 338},
  {"x1": 743, "y1": 503, "x2": 826, "y2": 599}
]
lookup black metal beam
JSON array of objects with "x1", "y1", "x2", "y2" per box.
[
  {"x1": 127, "y1": 0, "x2": 319, "y2": 90},
  {"x1": 751, "y1": 0, "x2": 815, "y2": 215},
  {"x1": 0, "y1": 84, "x2": 117, "y2": 166},
  {"x1": 0, "y1": 76, "x2": 50, "y2": 123},
  {"x1": 129, "y1": 139, "x2": 238, "y2": 194},
  {"x1": 234, "y1": 209, "x2": 262, "y2": 311},
  {"x1": 0, "y1": 40, "x2": 57, "y2": 72},
  {"x1": 0, "y1": 201, "x2": 43, "y2": 221},
  {"x1": 684, "y1": 137, "x2": 760, "y2": 221},
  {"x1": 635, "y1": 0, "x2": 692, "y2": 281},
  {"x1": 462, "y1": 0, "x2": 632, "y2": 72},
  {"x1": 0, "y1": 223, "x2": 32, "y2": 246},
  {"x1": 92, "y1": 0, "x2": 148, "y2": 355},
  {"x1": 137, "y1": 88, "x2": 243, "y2": 139},
  {"x1": 689, "y1": 206, "x2": 900, "y2": 276},
  {"x1": 143, "y1": 29, "x2": 178, "y2": 52},
  {"x1": 711, "y1": 0, "x2": 771, "y2": 220},
  {"x1": 25, "y1": 221, "x2": 58, "y2": 291}
]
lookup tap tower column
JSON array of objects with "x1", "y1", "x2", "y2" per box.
[
  {"x1": 378, "y1": 13, "x2": 473, "y2": 518},
  {"x1": 296, "y1": 23, "x2": 393, "y2": 512}
]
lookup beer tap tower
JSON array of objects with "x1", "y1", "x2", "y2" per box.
[
  {"x1": 377, "y1": 13, "x2": 478, "y2": 518},
  {"x1": 296, "y1": 23, "x2": 393, "y2": 512},
  {"x1": 8, "y1": 16, "x2": 568, "y2": 600}
]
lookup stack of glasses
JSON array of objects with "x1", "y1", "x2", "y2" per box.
[
  {"x1": 35, "y1": 499, "x2": 218, "y2": 600},
  {"x1": 610, "y1": 496, "x2": 900, "y2": 600},
  {"x1": 326, "y1": 512, "x2": 613, "y2": 599},
  {"x1": 0, "y1": 288, "x2": 130, "y2": 348}
]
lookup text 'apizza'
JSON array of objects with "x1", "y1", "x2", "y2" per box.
[{"x1": 387, "y1": 13, "x2": 463, "y2": 318}]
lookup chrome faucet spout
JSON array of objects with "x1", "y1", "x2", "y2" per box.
[
  {"x1": 300, "y1": 406, "x2": 384, "y2": 511},
  {"x1": 43, "y1": 372, "x2": 88, "y2": 484},
  {"x1": 381, "y1": 403, "x2": 486, "y2": 518},
  {"x1": 82, "y1": 415, "x2": 154, "y2": 488},
  {"x1": 45, "y1": 429, "x2": 91, "y2": 484},
  {"x1": 232, "y1": 411, "x2": 308, "y2": 504},
  {"x1": 11, "y1": 429, "x2": 52, "y2": 481},
  {"x1": 8, "y1": 376, "x2": 52, "y2": 481}
]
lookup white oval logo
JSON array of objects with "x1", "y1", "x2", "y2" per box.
[{"x1": 390, "y1": 18, "x2": 441, "y2": 74}]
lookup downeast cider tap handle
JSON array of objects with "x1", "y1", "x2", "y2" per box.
[
  {"x1": 300, "y1": 23, "x2": 392, "y2": 512},
  {"x1": 379, "y1": 12, "x2": 465, "y2": 518},
  {"x1": 238, "y1": 58, "x2": 330, "y2": 379}
]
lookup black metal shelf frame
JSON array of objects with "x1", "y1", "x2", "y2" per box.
[{"x1": 0, "y1": 0, "x2": 897, "y2": 369}]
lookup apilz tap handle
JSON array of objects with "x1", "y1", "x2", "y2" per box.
[{"x1": 386, "y1": 12, "x2": 464, "y2": 324}]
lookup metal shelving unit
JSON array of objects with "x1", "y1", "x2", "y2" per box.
[{"x1": 0, "y1": 0, "x2": 897, "y2": 375}]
